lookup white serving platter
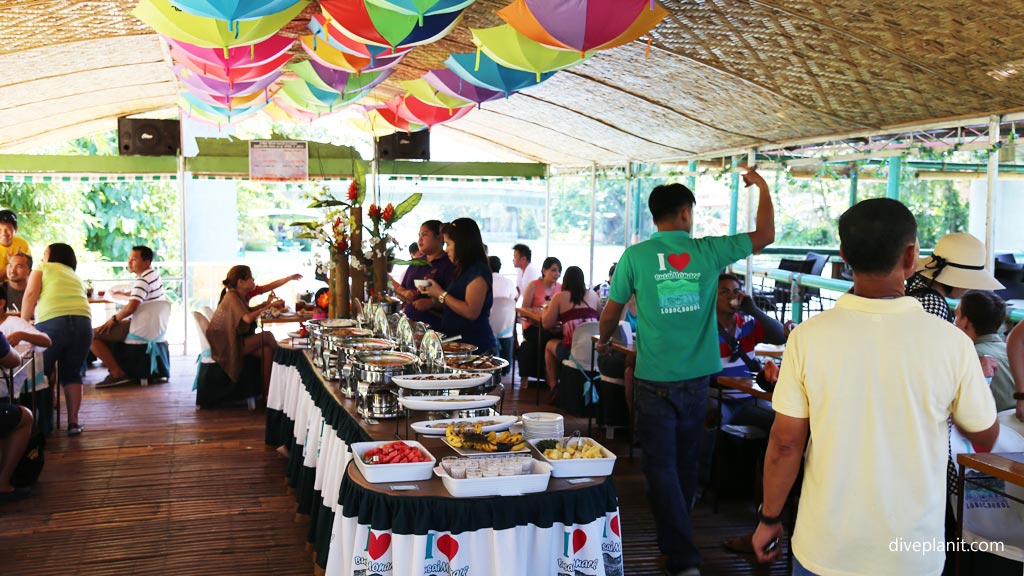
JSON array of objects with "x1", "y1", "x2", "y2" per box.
[
  {"x1": 350, "y1": 440, "x2": 436, "y2": 483},
  {"x1": 528, "y1": 437, "x2": 617, "y2": 478},
  {"x1": 434, "y1": 461, "x2": 551, "y2": 497},
  {"x1": 442, "y1": 437, "x2": 531, "y2": 457},
  {"x1": 410, "y1": 415, "x2": 519, "y2": 436},
  {"x1": 397, "y1": 394, "x2": 500, "y2": 412},
  {"x1": 392, "y1": 372, "x2": 491, "y2": 390}
]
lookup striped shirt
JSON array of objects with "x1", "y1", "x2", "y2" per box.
[{"x1": 130, "y1": 268, "x2": 165, "y2": 303}]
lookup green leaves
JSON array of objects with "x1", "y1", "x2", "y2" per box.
[{"x1": 391, "y1": 193, "x2": 422, "y2": 224}]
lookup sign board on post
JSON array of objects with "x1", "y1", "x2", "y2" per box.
[{"x1": 249, "y1": 140, "x2": 308, "y2": 181}]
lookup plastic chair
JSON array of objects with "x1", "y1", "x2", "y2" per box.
[
  {"x1": 119, "y1": 299, "x2": 171, "y2": 386},
  {"x1": 772, "y1": 258, "x2": 815, "y2": 320},
  {"x1": 555, "y1": 321, "x2": 602, "y2": 435},
  {"x1": 802, "y1": 252, "x2": 830, "y2": 312},
  {"x1": 199, "y1": 305, "x2": 214, "y2": 321},
  {"x1": 192, "y1": 310, "x2": 257, "y2": 410},
  {"x1": 594, "y1": 321, "x2": 633, "y2": 441}
]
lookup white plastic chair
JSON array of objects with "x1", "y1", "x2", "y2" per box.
[
  {"x1": 124, "y1": 299, "x2": 170, "y2": 386},
  {"x1": 192, "y1": 310, "x2": 255, "y2": 411},
  {"x1": 200, "y1": 305, "x2": 214, "y2": 321}
]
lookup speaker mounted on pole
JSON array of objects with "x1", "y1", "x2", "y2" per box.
[
  {"x1": 376, "y1": 131, "x2": 430, "y2": 161},
  {"x1": 117, "y1": 117, "x2": 181, "y2": 156}
]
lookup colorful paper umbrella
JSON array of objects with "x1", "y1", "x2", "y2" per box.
[
  {"x1": 292, "y1": 60, "x2": 391, "y2": 96},
  {"x1": 281, "y1": 78, "x2": 372, "y2": 112},
  {"x1": 300, "y1": 34, "x2": 406, "y2": 73},
  {"x1": 179, "y1": 93, "x2": 268, "y2": 123},
  {"x1": 372, "y1": 107, "x2": 428, "y2": 133},
  {"x1": 134, "y1": 0, "x2": 307, "y2": 50},
  {"x1": 188, "y1": 87, "x2": 274, "y2": 111},
  {"x1": 471, "y1": 25, "x2": 588, "y2": 80},
  {"x1": 308, "y1": 14, "x2": 412, "y2": 61},
  {"x1": 445, "y1": 51, "x2": 554, "y2": 96},
  {"x1": 265, "y1": 98, "x2": 333, "y2": 123},
  {"x1": 497, "y1": 0, "x2": 667, "y2": 55},
  {"x1": 321, "y1": 0, "x2": 464, "y2": 49},
  {"x1": 422, "y1": 68, "x2": 505, "y2": 106},
  {"x1": 174, "y1": 65, "x2": 281, "y2": 97},
  {"x1": 163, "y1": 34, "x2": 294, "y2": 69},
  {"x1": 171, "y1": 46, "x2": 292, "y2": 85},
  {"x1": 364, "y1": 0, "x2": 475, "y2": 25},
  {"x1": 169, "y1": 0, "x2": 308, "y2": 23},
  {"x1": 392, "y1": 95, "x2": 474, "y2": 128},
  {"x1": 399, "y1": 78, "x2": 470, "y2": 110}
]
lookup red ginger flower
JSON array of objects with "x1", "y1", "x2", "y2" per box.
[
  {"x1": 368, "y1": 203, "x2": 381, "y2": 219},
  {"x1": 347, "y1": 180, "x2": 359, "y2": 202},
  {"x1": 382, "y1": 203, "x2": 395, "y2": 224}
]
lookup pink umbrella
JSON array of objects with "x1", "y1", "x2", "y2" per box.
[
  {"x1": 174, "y1": 65, "x2": 281, "y2": 97},
  {"x1": 423, "y1": 68, "x2": 505, "y2": 107},
  {"x1": 171, "y1": 46, "x2": 292, "y2": 85},
  {"x1": 392, "y1": 95, "x2": 474, "y2": 128},
  {"x1": 163, "y1": 34, "x2": 294, "y2": 69}
]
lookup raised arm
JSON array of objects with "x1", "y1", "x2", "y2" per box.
[
  {"x1": 259, "y1": 273, "x2": 302, "y2": 293},
  {"x1": 740, "y1": 293, "x2": 785, "y2": 344},
  {"x1": 744, "y1": 167, "x2": 775, "y2": 253},
  {"x1": 1008, "y1": 321, "x2": 1024, "y2": 421}
]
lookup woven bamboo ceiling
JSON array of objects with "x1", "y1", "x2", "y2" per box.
[{"x1": 2, "y1": 0, "x2": 1023, "y2": 166}]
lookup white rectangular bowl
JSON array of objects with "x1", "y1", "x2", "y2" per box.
[
  {"x1": 434, "y1": 461, "x2": 551, "y2": 497},
  {"x1": 351, "y1": 440, "x2": 437, "y2": 483},
  {"x1": 528, "y1": 437, "x2": 617, "y2": 478}
]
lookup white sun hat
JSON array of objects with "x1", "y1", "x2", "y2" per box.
[{"x1": 917, "y1": 233, "x2": 1004, "y2": 290}]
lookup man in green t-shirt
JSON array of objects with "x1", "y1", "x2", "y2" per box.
[{"x1": 598, "y1": 167, "x2": 774, "y2": 576}]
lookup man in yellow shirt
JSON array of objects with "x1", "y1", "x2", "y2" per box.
[
  {"x1": 753, "y1": 199, "x2": 999, "y2": 575},
  {"x1": 0, "y1": 210, "x2": 30, "y2": 283}
]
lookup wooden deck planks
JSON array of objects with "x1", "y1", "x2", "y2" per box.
[{"x1": 0, "y1": 354, "x2": 787, "y2": 575}]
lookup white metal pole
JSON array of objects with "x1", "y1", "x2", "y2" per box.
[
  {"x1": 545, "y1": 165, "x2": 551, "y2": 260},
  {"x1": 589, "y1": 162, "x2": 597, "y2": 287},
  {"x1": 624, "y1": 162, "x2": 632, "y2": 248},
  {"x1": 745, "y1": 149, "x2": 756, "y2": 297},
  {"x1": 986, "y1": 115, "x2": 1000, "y2": 273},
  {"x1": 178, "y1": 151, "x2": 188, "y2": 355}
]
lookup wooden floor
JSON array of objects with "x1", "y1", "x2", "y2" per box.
[{"x1": 0, "y1": 355, "x2": 789, "y2": 576}]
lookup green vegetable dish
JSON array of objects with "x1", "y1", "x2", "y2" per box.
[{"x1": 534, "y1": 439, "x2": 559, "y2": 451}]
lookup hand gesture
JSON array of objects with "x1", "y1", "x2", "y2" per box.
[
  {"x1": 423, "y1": 279, "x2": 443, "y2": 299},
  {"x1": 752, "y1": 522, "x2": 784, "y2": 563},
  {"x1": 742, "y1": 166, "x2": 768, "y2": 190}
]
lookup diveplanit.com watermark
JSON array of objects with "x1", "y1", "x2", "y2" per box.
[{"x1": 889, "y1": 538, "x2": 1004, "y2": 555}]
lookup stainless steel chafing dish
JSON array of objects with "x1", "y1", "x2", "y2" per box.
[
  {"x1": 445, "y1": 355, "x2": 510, "y2": 393},
  {"x1": 319, "y1": 328, "x2": 374, "y2": 380},
  {"x1": 351, "y1": 350, "x2": 419, "y2": 419},
  {"x1": 335, "y1": 337, "x2": 396, "y2": 394},
  {"x1": 307, "y1": 318, "x2": 357, "y2": 369}
]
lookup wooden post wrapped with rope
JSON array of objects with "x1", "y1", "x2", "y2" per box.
[{"x1": 351, "y1": 207, "x2": 364, "y2": 307}]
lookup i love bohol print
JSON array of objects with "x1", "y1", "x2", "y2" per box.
[{"x1": 655, "y1": 251, "x2": 702, "y2": 314}]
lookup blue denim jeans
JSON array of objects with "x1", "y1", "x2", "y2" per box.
[
  {"x1": 635, "y1": 376, "x2": 709, "y2": 572},
  {"x1": 494, "y1": 336, "x2": 513, "y2": 375}
]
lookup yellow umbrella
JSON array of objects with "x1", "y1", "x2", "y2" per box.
[
  {"x1": 398, "y1": 78, "x2": 470, "y2": 110},
  {"x1": 471, "y1": 24, "x2": 588, "y2": 81},
  {"x1": 133, "y1": 0, "x2": 307, "y2": 51}
]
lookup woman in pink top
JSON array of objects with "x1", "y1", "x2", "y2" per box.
[
  {"x1": 521, "y1": 256, "x2": 562, "y2": 324},
  {"x1": 542, "y1": 266, "x2": 599, "y2": 395},
  {"x1": 518, "y1": 257, "x2": 561, "y2": 381}
]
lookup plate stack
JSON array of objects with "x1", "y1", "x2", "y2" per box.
[{"x1": 521, "y1": 412, "x2": 564, "y2": 440}]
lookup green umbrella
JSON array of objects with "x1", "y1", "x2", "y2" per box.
[
  {"x1": 471, "y1": 24, "x2": 588, "y2": 81},
  {"x1": 398, "y1": 78, "x2": 470, "y2": 110},
  {"x1": 134, "y1": 0, "x2": 307, "y2": 51}
]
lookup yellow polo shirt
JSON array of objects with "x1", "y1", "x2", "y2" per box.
[
  {"x1": 0, "y1": 236, "x2": 30, "y2": 272},
  {"x1": 773, "y1": 294, "x2": 996, "y2": 576}
]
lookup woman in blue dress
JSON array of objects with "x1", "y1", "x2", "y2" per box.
[{"x1": 423, "y1": 218, "x2": 494, "y2": 353}]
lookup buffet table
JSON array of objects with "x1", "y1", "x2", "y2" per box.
[{"x1": 266, "y1": 344, "x2": 624, "y2": 575}]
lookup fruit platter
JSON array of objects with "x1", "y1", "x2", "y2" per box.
[
  {"x1": 350, "y1": 440, "x2": 436, "y2": 483},
  {"x1": 443, "y1": 423, "x2": 529, "y2": 455},
  {"x1": 410, "y1": 415, "x2": 519, "y2": 436},
  {"x1": 529, "y1": 437, "x2": 617, "y2": 477}
]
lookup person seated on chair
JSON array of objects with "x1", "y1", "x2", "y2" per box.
[
  {"x1": 907, "y1": 232, "x2": 1003, "y2": 322},
  {"x1": 207, "y1": 265, "x2": 282, "y2": 398},
  {"x1": 0, "y1": 332, "x2": 32, "y2": 500},
  {"x1": 3, "y1": 253, "x2": 31, "y2": 313},
  {"x1": 0, "y1": 210, "x2": 30, "y2": 284},
  {"x1": 519, "y1": 257, "x2": 562, "y2": 381},
  {"x1": 542, "y1": 266, "x2": 599, "y2": 400},
  {"x1": 0, "y1": 284, "x2": 51, "y2": 352},
  {"x1": 91, "y1": 246, "x2": 165, "y2": 388},
  {"x1": 954, "y1": 290, "x2": 1017, "y2": 411}
]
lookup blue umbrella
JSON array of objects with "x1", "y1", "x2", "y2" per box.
[
  {"x1": 445, "y1": 51, "x2": 555, "y2": 97},
  {"x1": 179, "y1": 92, "x2": 268, "y2": 122},
  {"x1": 169, "y1": 0, "x2": 310, "y2": 23}
]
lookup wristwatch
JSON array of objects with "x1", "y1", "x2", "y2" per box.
[
  {"x1": 1014, "y1": 392, "x2": 1024, "y2": 400},
  {"x1": 757, "y1": 504, "x2": 783, "y2": 525},
  {"x1": 438, "y1": 291, "x2": 448, "y2": 305},
  {"x1": 110, "y1": 315, "x2": 120, "y2": 324}
]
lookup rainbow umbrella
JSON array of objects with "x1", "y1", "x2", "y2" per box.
[
  {"x1": 391, "y1": 95, "x2": 474, "y2": 128},
  {"x1": 321, "y1": 0, "x2": 464, "y2": 49},
  {"x1": 280, "y1": 71, "x2": 374, "y2": 111},
  {"x1": 163, "y1": 35, "x2": 294, "y2": 69},
  {"x1": 179, "y1": 93, "x2": 268, "y2": 123},
  {"x1": 364, "y1": 0, "x2": 475, "y2": 25},
  {"x1": 293, "y1": 60, "x2": 391, "y2": 95},
  {"x1": 187, "y1": 87, "x2": 274, "y2": 110},
  {"x1": 422, "y1": 68, "x2": 504, "y2": 106},
  {"x1": 497, "y1": 0, "x2": 667, "y2": 55},
  {"x1": 445, "y1": 51, "x2": 554, "y2": 96},
  {"x1": 300, "y1": 34, "x2": 406, "y2": 73},
  {"x1": 169, "y1": 0, "x2": 308, "y2": 22},
  {"x1": 133, "y1": 0, "x2": 307, "y2": 51},
  {"x1": 471, "y1": 25, "x2": 588, "y2": 81},
  {"x1": 174, "y1": 65, "x2": 281, "y2": 97},
  {"x1": 265, "y1": 98, "x2": 332, "y2": 123},
  {"x1": 171, "y1": 46, "x2": 292, "y2": 85},
  {"x1": 399, "y1": 78, "x2": 470, "y2": 110},
  {"x1": 308, "y1": 14, "x2": 411, "y2": 61}
]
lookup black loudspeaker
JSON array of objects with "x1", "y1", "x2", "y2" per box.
[
  {"x1": 377, "y1": 131, "x2": 429, "y2": 161},
  {"x1": 117, "y1": 117, "x2": 180, "y2": 156}
]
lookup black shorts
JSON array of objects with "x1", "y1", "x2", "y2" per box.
[{"x1": 0, "y1": 403, "x2": 23, "y2": 435}]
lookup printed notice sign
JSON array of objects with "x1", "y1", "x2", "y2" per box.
[{"x1": 249, "y1": 140, "x2": 308, "y2": 181}]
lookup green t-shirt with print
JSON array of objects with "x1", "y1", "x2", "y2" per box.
[{"x1": 609, "y1": 230, "x2": 752, "y2": 382}]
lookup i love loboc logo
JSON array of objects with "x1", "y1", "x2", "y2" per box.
[
  {"x1": 667, "y1": 253, "x2": 691, "y2": 271},
  {"x1": 367, "y1": 531, "x2": 391, "y2": 560}
]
